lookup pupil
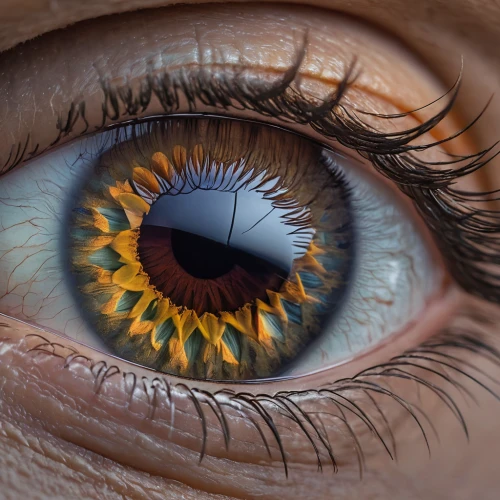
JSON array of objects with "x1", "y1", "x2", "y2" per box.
[
  {"x1": 171, "y1": 229, "x2": 235, "y2": 279},
  {"x1": 137, "y1": 224, "x2": 287, "y2": 314}
]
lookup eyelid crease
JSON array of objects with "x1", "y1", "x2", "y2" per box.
[
  {"x1": 0, "y1": 48, "x2": 455, "y2": 176},
  {"x1": 1, "y1": 302, "x2": 499, "y2": 484}
]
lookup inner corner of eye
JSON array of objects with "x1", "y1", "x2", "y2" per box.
[{"x1": 0, "y1": 116, "x2": 443, "y2": 382}]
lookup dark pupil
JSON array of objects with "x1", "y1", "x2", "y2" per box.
[
  {"x1": 171, "y1": 229, "x2": 235, "y2": 279},
  {"x1": 137, "y1": 225, "x2": 287, "y2": 315}
]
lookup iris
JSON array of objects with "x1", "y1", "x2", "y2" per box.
[{"x1": 69, "y1": 117, "x2": 353, "y2": 380}]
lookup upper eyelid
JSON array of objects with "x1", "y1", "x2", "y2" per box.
[
  {"x1": 0, "y1": 57, "x2": 305, "y2": 176},
  {"x1": 0, "y1": 57, "x2": 466, "y2": 176},
  {"x1": 1, "y1": 5, "x2": 498, "y2": 304},
  {"x1": 0, "y1": 54, "x2": 490, "y2": 196},
  {"x1": 2, "y1": 49, "x2": 499, "y2": 303},
  {"x1": 2, "y1": 44, "x2": 352, "y2": 175},
  {"x1": 0, "y1": 4, "x2": 457, "y2": 177}
]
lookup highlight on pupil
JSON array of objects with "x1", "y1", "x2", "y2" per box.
[{"x1": 69, "y1": 117, "x2": 353, "y2": 380}]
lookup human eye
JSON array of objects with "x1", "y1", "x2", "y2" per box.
[
  {"x1": 0, "y1": 3, "x2": 499, "y2": 497},
  {"x1": 0, "y1": 114, "x2": 443, "y2": 381}
]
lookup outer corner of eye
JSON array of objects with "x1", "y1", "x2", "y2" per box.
[
  {"x1": 281, "y1": 147, "x2": 458, "y2": 378},
  {"x1": 0, "y1": 115, "x2": 454, "y2": 383}
]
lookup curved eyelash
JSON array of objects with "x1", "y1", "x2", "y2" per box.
[
  {"x1": 24, "y1": 308, "x2": 500, "y2": 479},
  {"x1": 2, "y1": 44, "x2": 499, "y2": 304}
]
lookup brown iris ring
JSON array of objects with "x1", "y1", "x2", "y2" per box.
[{"x1": 69, "y1": 116, "x2": 353, "y2": 381}]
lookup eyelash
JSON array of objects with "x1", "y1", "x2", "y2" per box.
[
  {"x1": 3, "y1": 51, "x2": 498, "y2": 303},
  {"x1": 24, "y1": 306, "x2": 500, "y2": 478},
  {"x1": 3, "y1": 45, "x2": 500, "y2": 474}
]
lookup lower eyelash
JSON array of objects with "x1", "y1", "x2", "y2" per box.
[{"x1": 23, "y1": 303, "x2": 500, "y2": 478}]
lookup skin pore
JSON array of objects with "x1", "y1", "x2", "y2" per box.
[{"x1": 1, "y1": 1, "x2": 500, "y2": 499}]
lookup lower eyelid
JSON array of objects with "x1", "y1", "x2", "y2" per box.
[
  {"x1": 0, "y1": 288, "x2": 491, "y2": 494},
  {"x1": 0, "y1": 318, "x2": 362, "y2": 488},
  {"x1": 0, "y1": 317, "x2": 388, "y2": 492}
]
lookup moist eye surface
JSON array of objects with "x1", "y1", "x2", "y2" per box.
[{"x1": 0, "y1": 114, "x2": 440, "y2": 382}]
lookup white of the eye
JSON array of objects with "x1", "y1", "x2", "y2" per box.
[
  {"x1": 0, "y1": 136, "x2": 109, "y2": 348},
  {"x1": 285, "y1": 151, "x2": 440, "y2": 376}
]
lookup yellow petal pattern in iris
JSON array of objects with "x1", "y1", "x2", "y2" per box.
[
  {"x1": 110, "y1": 230, "x2": 139, "y2": 264},
  {"x1": 192, "y1": 144, "x2": 204, "y2": 174},
  {"x1": 221, "y1": 342, "x2": 239, "y2": 365},
  {"x1": 115, "y1": 193, "x2": 151, "y2": 216},
  {"x1": 151, "y1": 152, "x2": 175, "y2": 183},
  {"x1": 112, "y1": 262, "x2": 142, "y2": 285},
  {"x1": 173, "y1": 310, "x2": 203, "y2": 345},
  {"x1": 133, "y1": 165, "x2": 161, "y2": 194},
  {"x1": 77, "y1": 138, "x2": 345, "y2": 380},
  {"x1": 129, "y1": 289, "x2": 158, "y2": 319},
  {"x1": 129, "y1": 318, "x2": 154, "y2": 336},
  {"x1": 102, "y1": 290, "x2": 126, "y2": 315},
  {"x1": 109, "y1": 179, "x2": 134, "y2": 200},
  {"x1": 91, "y1": 209, "x2": 114, "y2": 233},
  {"x1": 199, "y1": 313, "x2": 226, "y2": 345},
  {"x1": 220, "y1": 306, "x2": 259, "y2": 342},
  {"x1": 119, "y1": 274, "x2": 150, "y2": 292},
  {"x1": 172, "y1": 145, "x2": 187, "y2": 170}
]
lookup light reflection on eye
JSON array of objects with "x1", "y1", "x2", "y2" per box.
[{"x1": 0, "y1": 115, "x2": 441, "y2": 381}]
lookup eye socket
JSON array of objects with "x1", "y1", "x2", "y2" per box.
[{"x1": 0, "y1": 115, "x2": 442, "y2": 381}]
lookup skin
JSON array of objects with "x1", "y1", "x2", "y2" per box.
[{"x1": 0, "y1": 1, "x2": 499, "y2": 499}]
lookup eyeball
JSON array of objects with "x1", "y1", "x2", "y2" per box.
[{"x1": 0, "y1": 116, "x2": 442, "y2": 381}]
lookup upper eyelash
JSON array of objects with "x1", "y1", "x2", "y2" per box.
[
  {"x1": 21, "y1": 307, "x2": 500, "y2": 478},
  {"x1": 2, "y1": 48, "x2": 499, "y2": 304}
]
